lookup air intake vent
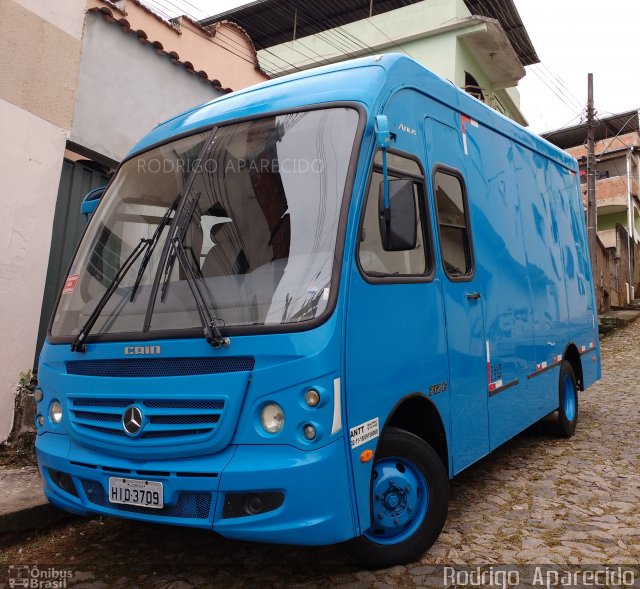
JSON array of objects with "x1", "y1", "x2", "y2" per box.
[{"x1": 66, "y1": 356, "x2": 255, "y2": 378}]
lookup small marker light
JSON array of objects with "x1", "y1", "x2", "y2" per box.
[
  {"x1": 34, "y1": 388, "x2": 43, "y2": 403},
  {"x1": 36, "y1": 415, "x2": 44, "y2": 427},
  {"x1": 303, "y1": 424, "x2": 316, "y2": 440},
  {"x1": 305, "y1": 389, "x2": 320, "y2": 407},
  {"x1": 360, "y1": 449, "x2": 375, "y2": 463}
]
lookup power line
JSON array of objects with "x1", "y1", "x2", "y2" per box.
[
  {"x1": 539, "y1": 63, "x2": 583, "y2": 109},
  {"x1": 140, "y1": 0, "x2": 301, "y2": 74},
  {"x1": 531, "y1": 64, "x2": 583, "y2": 112},
  {"x1": 594, "y1": 113, "x2": 640, "y2": 161},
  {"x1": 529, "y1": 66, "x2": 583, "y2": 113}
]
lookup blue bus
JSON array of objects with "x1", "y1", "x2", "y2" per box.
[{"x1": 36, "y1": 54, "x2": 600, "y2": 567}]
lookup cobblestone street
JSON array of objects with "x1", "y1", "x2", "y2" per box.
[{"x1": 1, "y1": 322, "x2": 639, "y2": 588}]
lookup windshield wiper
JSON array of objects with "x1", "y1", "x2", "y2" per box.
[
  {"x1": 71, "y1": 195, "x2": 181, "y2": 353},
  {"x1": 71, "y1": 237, "x2": 151, "y2": 353},
  {"x1": 160, "y1": 191, "x2": 200, "y2": 302},
  {"x1": 170, "y1": 236, "x2": 230, "y2": 349},
  {"x1": 129, "y1": 194, "x2": 181, "y2": 302}
]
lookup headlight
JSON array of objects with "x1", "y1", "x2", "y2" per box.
[
  {"x1": 34, "y1": 388, "x2": 43, "y2": 403},
  {"x1": 303, "y1": 424, "x2": 317, "y2": 440},
  {"x1": 49, "y1": 400, "x2": 63, "y2": 424},
  {"x1": 260, "y1": 403, "x2": 284, "y2": 433}
]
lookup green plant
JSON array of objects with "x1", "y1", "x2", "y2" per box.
[{"x1": 17, "y1": 369, "x2": 36, "y2": 393}]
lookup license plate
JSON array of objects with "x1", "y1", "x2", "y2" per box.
[{"x1": 108, "y1": 477, "x2": 164, "y2": 509}]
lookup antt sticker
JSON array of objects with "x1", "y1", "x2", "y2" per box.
[
  {"x1": 350, "y1": 417, "x2": 380, "y2": 449},
  {"x1": 62, "y1": 274, "x2": 79, "y2": 295}
]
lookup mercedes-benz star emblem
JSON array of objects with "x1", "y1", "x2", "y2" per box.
[{"x1": 122, "y1": 406, "x2": 143, "y2": 436}]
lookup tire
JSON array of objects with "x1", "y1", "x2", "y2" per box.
[
  {"x1": 552, "y1": 360, "x2": 579, "y2": 437},
  {"x1": 346, "y1": 427, "x2": 448, "y2": 569}
]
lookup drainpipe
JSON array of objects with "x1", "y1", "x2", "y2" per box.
[{"x1": 627, "y1": 149, "x2": 633, "y2": 302}]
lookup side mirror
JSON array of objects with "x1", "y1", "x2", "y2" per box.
[
  {"x1": 374, "y1": 115, "x2": 391, "y2": 149},
  {"x1": 81, "y1": 186, "x2": 106, "y2": 223},
  {"x1": 378, "y1": 179, "x2": 417, "y2": 251}
]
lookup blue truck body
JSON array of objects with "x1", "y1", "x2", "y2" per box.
[{"x1": 36, "y1": 54, "x2": 600, "y2": 555}]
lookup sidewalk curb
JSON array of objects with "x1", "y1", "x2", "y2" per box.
[{"x1": 0, "y1": 501, "x2": 71, "y2": 534}]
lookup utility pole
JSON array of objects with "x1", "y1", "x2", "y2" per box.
[{"x1": 586, "y1": 73, "x2": 597, "y2": 279}]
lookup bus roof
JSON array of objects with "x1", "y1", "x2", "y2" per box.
[{"x1": 130, "y1": 53, "x2": 576, "y2": 172}]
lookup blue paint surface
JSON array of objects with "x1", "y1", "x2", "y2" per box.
[{"x1": 38, "y1": 54, "x2": 600, "y2": 546}]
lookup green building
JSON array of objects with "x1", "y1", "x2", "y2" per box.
[{"x1": 202, "y1": 0, "x2": 539, "y2": 126}]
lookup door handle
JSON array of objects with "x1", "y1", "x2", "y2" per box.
[{"x1": 466, "y1": 292, "x2": 481, "y2": 300}]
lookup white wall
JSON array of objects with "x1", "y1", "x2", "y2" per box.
[
  {"x1": 13, "y1": 0, "x2": 85, "y2": 39},
  {"x1": 0, "y1": 101, "x2": 68, "y2": 441},
  {"x1": 71, "y1": 13, "x2": 224, "y2": 162},
  {"x1": 0, "y1": 0, "x2": 84, "y2": 441}
]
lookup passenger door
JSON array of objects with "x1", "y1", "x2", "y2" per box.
[
  {"x1": 425, "y1": 117, "x2": 489, "y2": 474},
  {"x1": 345, "y1": 147, "x2": 449, "y2": 533}
]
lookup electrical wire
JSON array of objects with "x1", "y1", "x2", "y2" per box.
[
  {"x1": 530, "y1": 64, "x2": 583, "y2": 112},
  {"x1": 528, "y1": 66, "x2": 583, "y2": 114},
  {"x1": 538, "y1": 63, "x2": 583, "y2": 110},
  {"x1": 141, "y1": 0, "x2": 302, "y2": 73},
  {"x1": 594, "y1": 113, "x2": 640, "y2": 161}
]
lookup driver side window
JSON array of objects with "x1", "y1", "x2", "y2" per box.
[{"x1": 358, "y1": 152, "x2": 430, "y2": 277}]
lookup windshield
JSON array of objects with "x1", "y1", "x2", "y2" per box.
[{"x1": 50, "y1": 107, "x2": 360, "y2": 340}]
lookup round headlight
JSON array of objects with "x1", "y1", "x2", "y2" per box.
[
  {"x1": 260, "y1": 403, "x2": 284, "y2": 433},
  {"x1": 305, "y1": 389, "x2": 320, "y2": 407},
  {"x1": 34, "y1": 388, "x2": 43, "y2": 403},
  {"x1": 49, "y1": 400, "x2": 63, "y2": 424}
]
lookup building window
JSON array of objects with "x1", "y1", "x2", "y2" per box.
[{"x1": 464, "y1": 72, "x2": 485, "y2": 102}]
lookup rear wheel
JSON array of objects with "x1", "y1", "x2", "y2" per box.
[
  {"x1": 553, "y1": 360, "x2": 579, "y2": 437},
  {"x1": 347, "y1": 427, "x2": 448, "y2": 569}
]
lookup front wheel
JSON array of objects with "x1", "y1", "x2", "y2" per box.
[
  {"x1": 552, "y1": 360, "x2": 579, "y2": 437},
  {"x1": 347, "y1": 427, "x2": 448, "y2": 569}
]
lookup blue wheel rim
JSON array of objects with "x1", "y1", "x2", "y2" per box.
[
  {"x1": 364, "y1": 456, "x2": 428, "y2": 545},
  {"x1": 563, "y1": 375, "x2": 576, "y2": 422}
]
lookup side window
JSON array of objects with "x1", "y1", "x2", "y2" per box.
[
  {"x1": 434, "y1": 170, "x2": 473, "y2": 278},
  {"x1": 358, "y1": 152, "x2": 429, "y2": 277}
]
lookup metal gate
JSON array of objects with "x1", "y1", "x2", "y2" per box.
[{"x1": 35, "y1": 158, "x2": 111, "y2": 365}]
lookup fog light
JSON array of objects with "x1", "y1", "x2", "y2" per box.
[
  {"x1": 48, "y1": 469, "x2": 78, "y2": 497},
  {"x1": 260, "y1": 403, "x2": 284, "y2": 433},
  {"x1": 305, "y1": 389, "x2": 320, "y2": 407},
  {"x1": 245, "y1": 495, "x2": 264, "y2": 515},
  {"x1": 49, "y1": 400, "x2": 63, "y2": 424},
  {"x1": 34, "y1": 388, "x2": 43, "y2": 402},
  {"x1": 36, "y1": 415, "x2": 44, "y2": 428},
  {"x1": 303, "y1": 423, "x2": 317, "y2": 440},
  {"x1": 222, "y1": 492, "x2": 284, "y2": 519}
]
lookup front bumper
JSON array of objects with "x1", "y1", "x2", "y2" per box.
[{"x1": 36, "y1": 433, "x2": 356, "y2": 546}]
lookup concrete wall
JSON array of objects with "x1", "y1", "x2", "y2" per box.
[
  {"x1": 595, "y1": 237, "x2": 612, "y2": 313},
  {"x1": 0, "y1": 0, "x2": 85, "y2": 441},
  {"x1": 595, "y1": 223, "x2": 640, "y2": 311},
  {"x1": 71, "y1": 11, "x2": 225, "y2": 163}
]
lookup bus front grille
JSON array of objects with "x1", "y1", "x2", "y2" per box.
[{"x1": 69, "y1": 398, "x2": 226, "y2": 444}]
